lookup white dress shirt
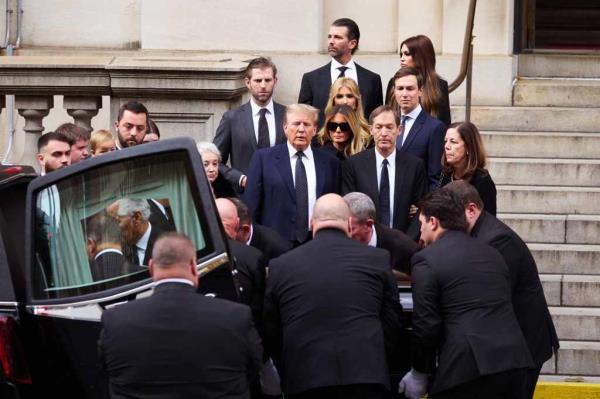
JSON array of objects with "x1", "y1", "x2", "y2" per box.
[
  {"x1": 154, "y1": 278, "x2": 194, "y2": 287},
  {"x1": 246, "y1": 224, "x2": 254, "y2": 246},
  {"x1": 135, "y1": 223, "x2": 152, "y2": 264},
  {"x1": 330, "y1": 58, "x2": 358, "y2": 85},
  {"x1": 375, "y1": 149, "x2": 396, "y2": 228},
  {"x1": 250, "y1": 98, "x2": 277, "y2": 147},
  {"x1": 287, "y1": 142, "x2": 317, "y2": 227},
  {"x1": 367, "y1": 226, "x2": 378, "y2": 248},
  {"x1": 401, "y1": 104, "x2": 423, "y2": 146}
]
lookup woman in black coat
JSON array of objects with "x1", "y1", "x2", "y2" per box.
[
  {"x1": 196, "y1": 142, "x2": 237, "y2": 199},
  {"x1": 438, "y1": 122, "x2": 497, "y2": 215}
]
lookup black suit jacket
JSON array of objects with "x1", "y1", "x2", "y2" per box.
[
  {"x1": 122, "y1": 223, "x2": 166, "y2": 266},
  {"x1": 213, "y1": 101, "x2": 287, "y2": 189},
  {"x1": 147, "y1": 199, "x2": 176, "y2": 232},
  {"x1": 244, "y1": 144, "x2": 340, "y2": 241},
  {"x1": 374, "y1": 223, "x2": 418, "y2": 274},
  {"x1": 471, "y1": 211, "x2": 559, "y2": 366},
  {"x1": 229, "y1": 239, "x2": 266, "y2": 339},
  {"x1": 90, "y1": 251, "x2": 140, "y2": 281},
  {"x1": 264, "y1": 228, "x2": 403, "y2": 395},
  {"x1": 99, "y1": 282, "x2": 263, "y2": 399},
  {"x1": 439, "y1": 168, "x2": 497, "y2": 216},
  {"x1": 298, "y1": 62, "x2": 383, "y2": 126},
  {"x1": 342, "y1": 148, "x2": 427, "y2": 232},
  {"x1": 400, "y1": 109, "x2": 446, "y2": 190},
  {"x1": 249, "y1": 223, "x2": 292, "y2": 262},
  {"x1": 385, "y1": 76, "x2": 451, "y2": 126},
  {"x1": 410, "y1": 230, "x2": 534, "y2": 394}
]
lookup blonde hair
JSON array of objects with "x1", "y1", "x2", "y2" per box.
[
  {"x1": 90, "y1": 129, "x2": 115, "y2": 154},
  {"x1": 324, "y1": 78, "x2": 371, "y2": 147},
  {"x1": 317, "y1": 104, "x2": 364, "y2": 157}
]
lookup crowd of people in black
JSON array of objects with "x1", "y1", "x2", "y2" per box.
[{"x1": 33, "y1": 16, "x2": 559, "y2": 399}]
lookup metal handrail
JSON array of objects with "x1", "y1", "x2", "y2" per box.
[{"x1": 448, "y1": 0, "x2": 477, "y2": 122}]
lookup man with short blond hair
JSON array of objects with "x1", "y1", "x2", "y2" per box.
[
  {"x1": 244, "y1": 104, "x2": 340, "y2": 244},
  {"x1": 99, "y1": 232, "x2": 262, "y2": 399}
]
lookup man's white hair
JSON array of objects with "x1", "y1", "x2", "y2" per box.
[{"x1": 115, "y1": 198, "x2": 151, "y2": 219}]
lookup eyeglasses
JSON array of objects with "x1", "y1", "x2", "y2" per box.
[{"x1": 327, "y1": 122, "x2": 351, "y2": 132}]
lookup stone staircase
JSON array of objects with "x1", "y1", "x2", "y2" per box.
[{"x1": 454, "y1": 53, "x2": 600, "y2": 381}]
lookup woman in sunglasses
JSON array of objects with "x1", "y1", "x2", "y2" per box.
[
  {"x1": 324, "y1": 77, "x2": 371, "y2": 148},
  {"x1": 317, "y1": 104, "x2": 365, "y2": 161}
]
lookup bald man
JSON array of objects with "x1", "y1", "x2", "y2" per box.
[
  {"x1": 99, "y1": 232, "x2": 262, "y2": 399},
  {"x1": 264, "y1": 194, "x2": 403, "y2": 398}
]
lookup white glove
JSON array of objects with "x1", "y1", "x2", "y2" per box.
[
  {"x1": 398, "y1": 368, "x2": 428, "y2": 399},
  {"x1": 260, "y1": 358, "x2": 282, "y2": 396}
]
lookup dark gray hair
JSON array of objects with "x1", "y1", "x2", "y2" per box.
[{"x1": 343, "y1": 192, "x2": 376, "y2": 222}]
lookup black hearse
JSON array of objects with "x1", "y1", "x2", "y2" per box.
[{"x1": 0, "y1": 137, "x2": 238, "y2": 398}]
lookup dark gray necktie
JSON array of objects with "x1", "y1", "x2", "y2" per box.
[
  {"x1": 257, "y1": 108, "x2": 270, "y2": 148},
  {"x1": 337, "y1": 66, "x2": 349, "y2": 78},
  {"x1": 294, "y1": 151, "x2": 309, "y2": 242},
  {"x1": 396, "y1": 115, "x2": 409, "y2": 150},
  {"x1": 378, "y1": 159, "x2": 391, "y2": 227}
]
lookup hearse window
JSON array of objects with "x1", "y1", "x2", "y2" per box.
[{"x1": 33, "y1": 152, "x2": 210, "y2": 299}]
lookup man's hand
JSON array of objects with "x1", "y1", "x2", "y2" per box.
[{"x1": 398, "y1": 368, "x2": 428, "y2": 399}]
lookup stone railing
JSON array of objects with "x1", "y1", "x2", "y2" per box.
[{"x1": 0, "y1": 54, "x2": 252, "y2": 166}]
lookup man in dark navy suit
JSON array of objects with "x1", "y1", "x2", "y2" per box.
[
  {"x1": 447, "y1": 181, "x2": 559, "y2": 399},
  {"x1": 298, "y1": 18, "x2": 383, "y2": 127},
  {"x1": 392, "y1": 67, "x2": 446, "y2": 190},
  {"x1": 214, "y1": 57, "x2": 286, "y2": 192},
  {"x1": 99, "y1": 232, "x2": 262, "y2": 399},
  {"x1": 244, "y1": 104, "x2": 340, "y2": 245}
]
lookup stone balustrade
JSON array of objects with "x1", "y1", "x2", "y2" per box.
[{"x1": 0, "y1": 54, "x2": 252, "y2": 166}]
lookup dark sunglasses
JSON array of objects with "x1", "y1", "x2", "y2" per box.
[{"x1": 327, "y1": 122, "x2": 351, "y2": 132}]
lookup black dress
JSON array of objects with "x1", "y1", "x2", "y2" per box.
[
  {"x1": 212, "y1": 174, "x2": 238, "y2": 199},
  {"x1": 320, "y1": 140, "x2": 347, "y2": 162},
  {"x1": 438, "y1": 168, "x2": 497, "y2": 215},
  {"x1": 385, "y1": 76, "x2": 451, "y2": 126}
]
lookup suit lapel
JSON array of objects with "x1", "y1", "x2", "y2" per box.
[
  {"x1": 274, "y1": 145, "x2": 296, "y2": 199},
  {"x1": 365, "y1": 149, "x2": 379, "y2": 202},
  {"x1": 355, "y1": 64, "x2": 368, "y2": 114},
  {"x1": 393, "y1": 150, "x2": 407, "y2": 227},
  {"x1": 313, "y1": 148, "x2": 327, "y2": 197},
  {"x1": 243, "y1": 102, "x2": 257, "y2": 150},
  {"x1": 274, "y1": 103, "x2": 286, "y2": 145},
  {"x1": 402, "y1": 111, "x2": 425, "y2": 151}
]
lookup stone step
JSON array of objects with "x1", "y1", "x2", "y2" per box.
[
  {"x1": 489, "y1": 158, "x2": 600, "y2": 187},
  {"x1": 497, "y1": 185, "x2": 600, "y2": 214},
  {"x1": 530, "y1": 244, "x2": 600, "y2": 275},
  {"x1": 541, "y1": 275, "x2": 600, "y2": 307},
  {"x1": 513, "y1": 78, "x2": 600, "y2": 108},
  {"x1": 554, "y1": 341, "x2": 600, "y2": 376},
  {"x1": 538, "y1": 375, "x2": 600, "y2": 383},
  {"x1": 549, "y1": 307, "x2": 600, "y2": 341},
  {"x1": 482, "y1": 131, "x2": 600, "y2": 159},
  {"x1": 451, "y1": 106, "x2": 600, "y2": 132},
  {"x1": 518, "y1": 53, "x2": 600, "y2": 78},
  {"x1": 499, "y1": 214, "x2": 600, "y2": 244}
]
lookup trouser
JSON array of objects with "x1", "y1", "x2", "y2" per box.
[
  {"x1": 286, "y1": 383, "x2": 388, "y2": 399},
  {"x1": 431, "y1": 368, "x2": 528, "y2": 399}
]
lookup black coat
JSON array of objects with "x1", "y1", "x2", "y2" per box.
[
  {"x1": 374, "y1": 223, "x2": 419, "y2": 274},
  {"x1": 439, "y1": 168, "x2": 497, "y2": 216},
  {"x1": 471, "y1": 211, "x2": 559, "y2": 365},
  {"x1": 99, "y1": 282, "x2": 263, "y2": 399},
  {"x1": 264, "y1": 228, "x2": 403, "y2": 395},
  {"x1": 342, "y1": 148, "x2": 427, "y2": 232},
  {"x1": 249, "y1": 224, "x2": 292, "y2": 262},
  {"x1": 410, "y1": 230, "x2": 534, "y2": 394},
  {"x1": 299, "y1": 62, "x2": 383, "y2": 127}
]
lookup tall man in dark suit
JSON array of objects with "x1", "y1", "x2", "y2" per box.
[
  {"x1": 228, "y1": 197, "x2": 292, "y2": 262},
  {"x1": 108, "y1": 198, "x2": 165, "y2": 265},
  {"x1": 392, "y1": 67, "x2": 446, "y2": 190},
  {"x1": 342, "y1": 105, "x2": 427, "y2": 233},
  {"x1": 264, "y1": 194, "x2": 403, "y2": 398},
  {"x1": 99, "y1": 232, "x2": 262, "y2": 399},
  {"x1": 446, "y1": 181, "x2": 559, "y2": 399},
  {"x1": 343, "y1": 191, "x2": 417, "y2": 277},
  {"x1": 400, "y1": 188, "x2": 533, "y2": 399},
  {"x1": 214, "y1": 57, "x2": 287, "y2": 192},
  {"x1": 298, "y1": 18, "x2": 383, "y2": 126},
  {"x1": 244, "y1": 104, "x2": 340, "y2": 244}
]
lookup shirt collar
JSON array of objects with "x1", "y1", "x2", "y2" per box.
[
  {"x1": 287, "y1": 141, "x2": 313, "y2": 161},
  {"x1": 250, "y1": 98, "x2": 274, "y2": 116},
  {"x1": 331, "y1": 58, "x2": 356, "y2": 71},
  {"x1": 136, "y1": 223, "x2": 152, "y2": 251},
  {"x1": 246, "y1": 224, "x2": 254, "y2": 246},
  {"x1": 154, "y1": 278, "x2": 194, "y2": 287},
  {"x1": 404, "y1": 104, "x2": 422, "y2": 120},
  {"x1": 94, "y1": 248, "x2": 123, "y2": 260},
  {"x1": 374, "y1": 147, "x2": 396, "y2": 168},
  {"x1": 368, "y1": 226, "x2": 377, "y2": 247}
]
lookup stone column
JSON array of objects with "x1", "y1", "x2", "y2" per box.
[
  {"x1": 63, "y1": 96, "x2": 103, "y2": 133},
  {"x1": 15, "y1": 95, "x2": 54, "y2": 168}
]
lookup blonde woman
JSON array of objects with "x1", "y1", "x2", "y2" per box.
[{"x1": 317, "y1": 104, "x2": 364, "y2": 161}]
